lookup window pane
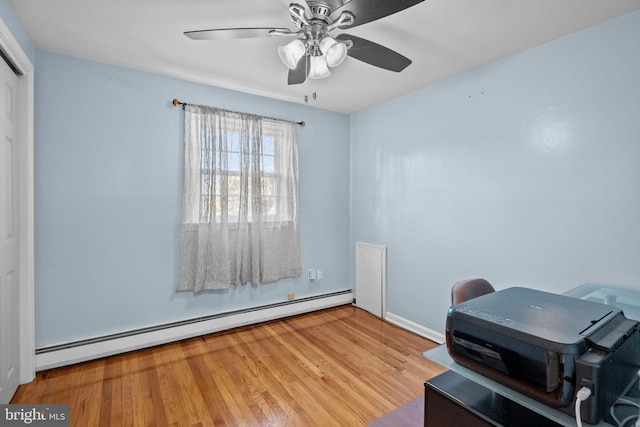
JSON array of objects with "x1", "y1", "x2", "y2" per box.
[
  {"x1": 227, "y1": 133, "x2": 240, "y2": 152},
  {"x1": 228, "y1": 175, "x2": 241, "y2": 196},
  {"x1": 262, "y1": 155, "x2": 274, "y2": 173},
  {"x1": 262, "y1": 136, "x2": 274, "y2": 155},
  {"x1": 227, "y1": 152, "x2": 240, "y2": 171}
]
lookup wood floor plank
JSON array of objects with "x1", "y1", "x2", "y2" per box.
[
  {"x1": 12, "y1": 305, "x2": 445, "y2": 426},
  {"x1": 100, "y1": 356, "x2": 122, "y2": 427}
]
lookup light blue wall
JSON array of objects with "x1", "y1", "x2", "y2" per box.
[
  {"x1": 350, "y1": 10, "x2": 640, "y2": 334},
  {"x1": 34, "y1": 50, "x2": 351, "y2": 347}
]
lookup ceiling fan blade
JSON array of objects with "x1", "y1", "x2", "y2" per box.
[
  {"x1": 336, "y1": 34, "x2": 411, "y2": 72},
  {"x1": 288, "y1": 55, "x2": 310, "y2": 85},
  {"x1": 330, "y1": 0, "x2": 424, "y2": 28},
  {"x1": 184, "y1": 27, "x2": 292, "y2": 40}
]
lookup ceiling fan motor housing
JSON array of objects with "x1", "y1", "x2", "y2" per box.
[
  {"x1": 308, "y1": 0, "x2": 346, "y2": 17},
  {"x1": 309, "y1": 4, "x2": 332, "y2": 21}
]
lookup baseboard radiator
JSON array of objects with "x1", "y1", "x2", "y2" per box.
[{"x1": 35, "y1": 290, "x2": 354, "y2": 371}]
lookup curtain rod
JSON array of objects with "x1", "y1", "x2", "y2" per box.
[{"x1": 172, "y1": 98, "x2": 305, "y2": 128}]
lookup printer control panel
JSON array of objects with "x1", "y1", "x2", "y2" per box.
[{"x1": 454, "y1": 304, "x2": 516, "y2": 326}]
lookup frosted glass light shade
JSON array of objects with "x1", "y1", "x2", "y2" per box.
[
  {"x1": 278, "y1": 39, "x2": 306, "y2": 69},
  {"x1": 308, "y1": 55, "x2": 330, "y2": 79},
  {"x1": 320, "y1": 37, "x2": 348, "y2": 68}
]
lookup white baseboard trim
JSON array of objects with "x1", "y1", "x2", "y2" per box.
[
  {"x1": 384, "y1": 311, "x2": 445, "y2": 344},
  {"x1": 36, "y1": 290, "x2": 354, "y2": 371}
]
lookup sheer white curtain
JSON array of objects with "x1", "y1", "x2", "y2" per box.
[{"x1": 177, "y1": 104, "x2": 301, "y2": 291}]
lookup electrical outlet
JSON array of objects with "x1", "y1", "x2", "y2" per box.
[{"x1": 308, "y1": 269, "x2": 317, "y2": 281}]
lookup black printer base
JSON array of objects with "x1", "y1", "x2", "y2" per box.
[{"x1": 424, "y1": 370, "x2": 563, "y2": 427}]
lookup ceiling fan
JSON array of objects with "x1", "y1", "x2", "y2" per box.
[{"x1": 184, "y1": 0, "x2": 425, "y2": 85}]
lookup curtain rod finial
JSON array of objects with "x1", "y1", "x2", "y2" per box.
[
  {"x1": 297, "y1": 121, "x2": 305, "y2": 128},
  {"x1": 172, "y1": 98, "x2": 180, "y2": 107}
]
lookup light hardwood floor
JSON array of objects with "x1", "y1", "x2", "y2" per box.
[{"x1": 12, "y1": 305, "x2": 446, "y2": 426}]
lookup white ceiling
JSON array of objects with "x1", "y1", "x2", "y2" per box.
[{"x1": 8, "y1": 0, "x2": 640, "y2": 113}]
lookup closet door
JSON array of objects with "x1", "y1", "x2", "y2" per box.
[{"x1": 0, "y1": 55, "x2": 20, "y2": 404}]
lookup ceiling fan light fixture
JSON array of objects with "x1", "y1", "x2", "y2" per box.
[
  {"x1": 278, "y1": 39, "x2": 306, "y2": 69},
  {"x1": 320, "y1": 37, "x2": 348, "y2": 68},
  {"x1": 308, "y1": 54, "x2": 331, "y2": 79}
]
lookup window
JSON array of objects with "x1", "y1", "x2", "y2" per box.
[
  {"x1": 198, "y1": 120, "x2": 288, "y2": 224},
  {"x1": 178, "y1": 105, "x2": 301, "y2": 291}
]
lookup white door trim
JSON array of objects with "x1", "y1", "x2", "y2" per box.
[{"x1": 0, "y1": 16, "x2": 35, "y2": 384}]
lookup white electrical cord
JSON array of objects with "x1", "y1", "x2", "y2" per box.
[{"x1": 575, "y1": 386, "x2": 592, "y2": 427}]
